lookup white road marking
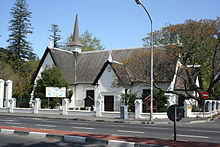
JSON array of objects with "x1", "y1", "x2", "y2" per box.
[
  {"x1": 6, "y1": 122, "x2": 21, "y2": 125},
  {"x1": 22, "y1": 118, "x2": 42, "y2": 120},
  {"x1": 43, "y1": 120, "x2": 54, "y2": 123},
  {"x1": 190, "y1": 129, "x2": 220, "y2": 133},
  {"x1": 176, "y1": 134, "x2": 209, "y2": 139},
  {"x1": 117, "y1": 130, "x2": 144, "y2": 134},
  {"x1": 72, "y1": 127, "x2": 95, "y2": 130},
  {"x1": 36, "y1": 124, "x2": 56, "y2": 128},
  {"x1": 71, "y1": 122, "x2": 89, "y2": 125},
  {"x1": 1, "y1": 120, "x2": 15, "y2": 122},
  {"x1": 144, "y1": 127, "x2": 169, "y2": 130},
  {"x1": 105, "y1": 124, "x2": 125, "y2": 127}
]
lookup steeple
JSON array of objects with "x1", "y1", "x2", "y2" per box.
[{"x1": 68, "y1": 14, "x2": 83, "y2": 53}]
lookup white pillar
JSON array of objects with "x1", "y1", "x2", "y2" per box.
[
  {"x1": 213, "y1": 101, "x2": 216, "y2": 111},
  {"x1": 218, "y1": 101, "x2": 220, "y2": 113},
  {"x1": 184, "y1": 100, "x2": 192, "y2": 117},
  {"x1": 134, "y1": 99, "x2": 142, "y2": 119},
  {"x1": 0, "y1": 79, "x2": 4, "y2": 108},
  {"x1": 207, "y1": 101, "x2": 212, "y2": 112},
  {"x1": 5, "y1": 80, "x2": 13, "y2": 108},
  {"x1": 96, "y1": 99, "x2": 102, "y2": 117},
  {"x1": 34, "y1": 98, "x2": 41, "y2": 114},
  {"x1": 62, "y1": 98, "x2": 69, "y2": 115},
  {"x1": 29, "y1": 91, "x2": 34, "y2": 108},
  {"x1": 9, "y1": 98, "x2": 16, "y2": 113}
]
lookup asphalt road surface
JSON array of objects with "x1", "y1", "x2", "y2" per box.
[
  {"x1": 0, "y1": 115, "x2": 219, "y2": 144},
  {"x1": 0, "y1": 134, "x2": 109, "y2": 147}
]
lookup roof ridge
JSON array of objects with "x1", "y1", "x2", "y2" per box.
[
  {"x1": 79, "y1": 45, "x2": 166, "y2": 54},
  {"x1": 49, "y1": 47, "x2": 73, "y2": 54}
]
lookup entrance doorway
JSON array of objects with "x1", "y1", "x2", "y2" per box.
[
  {"x1": 84, "y1": 90, "x2": 94, "y2": 108},
  {"x1": 104, "y1": 96, "x2": 114, "y2": 111}
]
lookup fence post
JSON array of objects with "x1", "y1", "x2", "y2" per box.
[
  {"x1": 96, "y1": 99, "x2": 102, "y2": 117},
  {"x1": 134, "y1": 99, "x2": 142, "y2": 119},
  {"x1": 9, "y1": 98, "x2": 16, "y2": 113},
  {"x1": 5, "y1": 80, "x2": 13, "y2": 108},
  {"x1": 184, "y1": 100, "x2": 192, "y2": 117},
  {"x1": 34, "y1": 98, "x2": 41, "y2": 114},
  {"x1": 218, "y1": 101, "x2": 220, "y2": 113},
  {"x1": 0, "y1": 79, "x2": 4, "y2": 108},
  {"x1": 62, "y1": 98, "x2": 69, "y2": 115}
]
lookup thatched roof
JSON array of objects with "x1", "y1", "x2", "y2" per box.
[{"x1": 32, "y1": 46, "x2": 178, "y2": 85}]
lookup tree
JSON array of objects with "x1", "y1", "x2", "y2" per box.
[
  {"x1": 80, "y1": 30, "x2": 104, "y2": 52},
  {"x1": 48, "y1": 24, "x2": 61, "y2": 48},
  {"x1": 34, "y1": 66, "x2": 70, "y2": 108},
  {"x1": 7, "y1": 0, "x2": 35, "y2": 61},
  {"x1": 112, "y1": 49, "x2": 176, "y2": 88},
  {"x1": 62, "y1": 30, "x2": 104, "y2": 51},
  {"x1": 121, "y1": 93, "x2": 138, "y2": 112},
  {"x1": 143, "y1": 18, "x2": 220, "y2": 103}
]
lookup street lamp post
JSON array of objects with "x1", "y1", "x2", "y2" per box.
[{"x1": 135, "y1": 0, "x2": 153, "y2": 122}]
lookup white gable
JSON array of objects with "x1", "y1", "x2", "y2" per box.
[
  {"x1": 34, "y1": 52, "x2": 55, "y2": 85},
  {"x1": 97, "y1": 64, "x2": 122, "y2": 92}
]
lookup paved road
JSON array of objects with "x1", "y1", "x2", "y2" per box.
[
  {"x1": 0, "y1": 134, "x2": 109, "y2": 147},
  {"x1": 0, "y1": 115, "x2": 219, "y2": 144}
]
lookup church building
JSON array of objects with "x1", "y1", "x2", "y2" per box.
[{"x1": 31, "y1": 14, "x2": 201, "y2": 111}]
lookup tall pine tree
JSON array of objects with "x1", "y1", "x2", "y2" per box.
[
  {"x1": 7, "y1": 0, "x2": 35, "y2": 61},
  {"x1": 49, "y1": 24, "x2": 61, "y2": 48}
]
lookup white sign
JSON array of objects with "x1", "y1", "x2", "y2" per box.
[{"x1": 46, "y1": 87, "x2": 66, "y2": 98}]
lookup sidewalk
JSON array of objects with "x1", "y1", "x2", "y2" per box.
[{"x1": 0, "y1": 112, "x2": 212, "y2": 125}]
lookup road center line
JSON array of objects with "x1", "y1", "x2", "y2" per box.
[
  {"x1": 2, "y1": 120, "x2": 15, "y2": 122},
  {"x1": 190, "y1": 129, "x2": 220, "y2": 133},
  {"x1": 71, "y1": 122, "x2": 89, "y2": 125},
  {"x1": 72, "y1": 127, "x2": 95, "y2": 130},
  {"x1": 176, "y1": 134, "x2": 209, "y2": 139},
  {"x1": 36, "y1": 124, "x2": 56, "y2": 127},
  {"x1": 105, "y1": 124, "x2": 125, "y2": 127},
  {"x1": 6, "y1": 122, "x2": 21, "y2": 125},
  {"x1": 144, "y1": 127, "x2": 169, "y2": 130},
  {"x1": 117, "y1": 130, "x2": 144, "y2": 134}
]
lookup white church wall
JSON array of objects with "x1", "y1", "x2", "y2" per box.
[
  {"x1": 130, "y1": 82, "x2": 170, "y2": 98},
  {"x1": 34, "y1": 53, "x2": 54, "y2": 85},
  {"x1": 96, "y1": 64, "x2": 125, "y2": 111},
  {"x1": 69, "y1": 84, "x2": 95, "y2": 109}
]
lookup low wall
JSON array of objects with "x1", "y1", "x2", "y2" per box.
[
  {"x1": 101, "y1": 112, "x2": 120, "y2": 118},
  {"x1": 141, "y1": 112, "x2": 168, "y2": 119},
  {"x1": 14, "y1": 108, "x2": 33, "y2": 114},
  {"x1": 39, "y1": 109, "x2": 62, "y2": 115},
  {"x1": 0, "y1": 108, "x2": 8, "y2": 113},
  {"x1": 191, "y1": 111, "x2": 219, "y2": 118},
  {"x1": 67, "y1": 110, "x2": 95, "y2": 116}
]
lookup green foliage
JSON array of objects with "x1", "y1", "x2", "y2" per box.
[
  {"x1": 154, "y1": 90, "x2": 168, "y2": 112},
  {"x1": 121, "y1": 93, "x2": 139, "y2": 112},
  {"x1": 62, "y1": 30, "x2": 104, "y2": 51},
  {"x1": 142, "y1": 90, "x2": 167, "y2": 112},
  {"x1": 143, "y1": 18, "x2": 220, "y2": 100},
  {"x1": 80, "y1": 30, "x2": 104, "y2": 52},
  {"x1": 7, "y1": 0, "x2": 36, "y2": 61},
  {"x1": 49, "y1": 24, "x2": 61, "y2": 48},
  {"x1": 35, "y1": 66, "x2": 70, "y2": 108},
  {"x1": 0, "y1": 60, "x2": 38, "y2": 107}
]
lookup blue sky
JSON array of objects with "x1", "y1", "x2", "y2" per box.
[{"x1": 0, "y1": 0, "x2": 219, "y2": 58}]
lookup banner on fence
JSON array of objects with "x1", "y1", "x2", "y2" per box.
[{"x1": 46, "y1": 87, "x2": 66, "y2": 98}]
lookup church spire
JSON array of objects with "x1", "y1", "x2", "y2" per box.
[{"x1": 68, "y1": 14, "x2": 83, "y2": 52}]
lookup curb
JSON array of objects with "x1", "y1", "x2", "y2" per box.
[{"x1": 0, "y1": 128, "x2": 171, "y2": 147}]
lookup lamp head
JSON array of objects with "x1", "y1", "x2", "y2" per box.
[{"x1": 135, "y1": 0, "x2": 142, "y2": 4}]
